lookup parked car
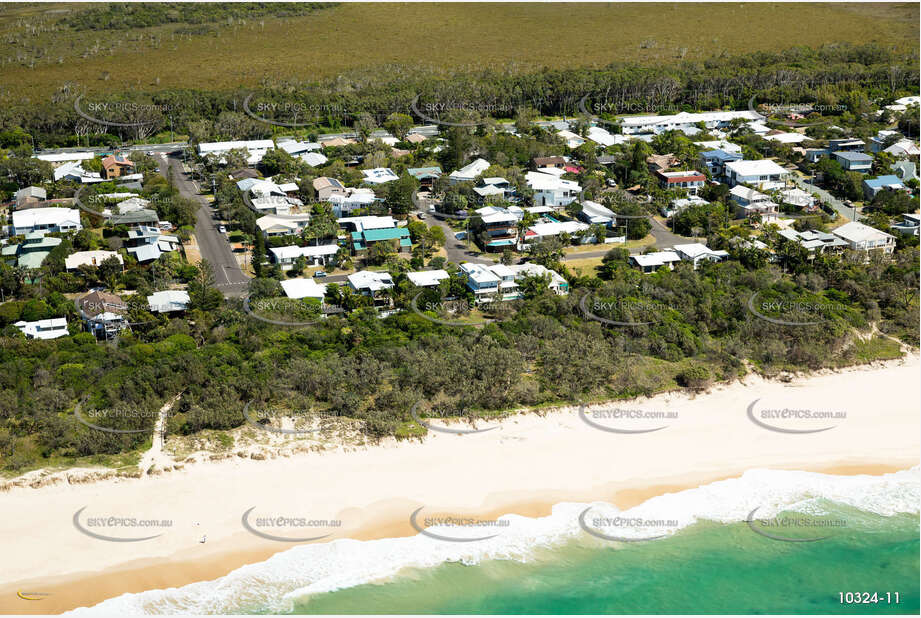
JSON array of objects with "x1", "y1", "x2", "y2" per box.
[
  {"x1": 313, "y1": 271, "x2": 327, "y2": 278},
  {"x1": 218, "y1": 225, "x2": 227, "y2": 234}
]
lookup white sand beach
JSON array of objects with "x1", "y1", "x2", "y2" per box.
[{"x1": 2, "y1": 355, "x2": 919, "y2": 614}]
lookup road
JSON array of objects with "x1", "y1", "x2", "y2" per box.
[
  {"x1": 157, "y1": 154, "x2": 251, "y2": 297},
  {"x1": 412, "y1": 191, "x2": 492, "y2": 265}
]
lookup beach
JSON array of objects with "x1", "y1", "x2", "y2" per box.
[{"x1": 2, "y1": 355, "x2": 919, "y2": 614}]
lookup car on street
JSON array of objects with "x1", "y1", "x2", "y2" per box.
[
  {"x1": 313, "y1": 271, "x2": 327, "y2": 278},
  {"x1": 218, "y1": 225, "x2": 227, "y2": 234}
]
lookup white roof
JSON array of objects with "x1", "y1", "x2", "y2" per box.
[
  {"x1": 361, "y1": 167, "x2": 399, "y2": 184},
  {"x1": 128, "y1": 244, "x2": 162, "y2": 262},
  {"x1": 348, "y1": 270, "x2": 394, "y2": 292},
  {"x1": 586, "y1": 126, "x2": 618, "y2": 146},
  {"x1": 256, "y1": 214, "x2": 309, "y2": 232},
  {"x1": 338, "y1": 215, "x2": 395, "y2": 232},
  {"x1": 280, "y1": 278, "x2": 327, "y2": 300},
  {"x1": 147, "y1": 290, "x2": 190, "y2": 313},
  {"x1": 35, "y1": 151, "x2": 95, "y2": 163},
  {"x1": 269, "y1": 244, "x2": 339, "y2": 260},
  {"x1": 525, "y1": 171, "x2": 581, "y2": 192},
  {"x1": 557, "y1": 130, "x2": 585, "y2": 147},
  {"x1": 15, "y1": 318, "x2": 69, "y2": 340},
  {"x1": 672, "y1": 243, "x2": 726, "y2": 260},
  {"x1": 473, "y1": 184, "x2": 506, "y2": 198},
  {"x1": 729, "y1": 185, "x2": 771, "y2": 202},
  {"x1": 299, "y1": 152, "x2": 329, "y2": 167},
  {"x1": 460, "y1": 262, "x2": 502, "y2": 285},
  {"x1": 449, "y1": 158, "x2": 491, "y2": 180},
  {"x1": 65, "y1": 250, "x2": 122, "y2": 270},
  {"x1": 832, "y1": 221, "x2": 894, "y2": 244},
  {"x1": 764, "y1": 132, "x2": 809, "y2": 144},
  {"x1": 116, "y1": 196, "x2": 150, "y2": 213},
  {"x1": 505, "y1": 262, "x2": 567, "y2": 287},
  {"x1": 407, "y1": 269, "x2": 450, "y2": 287},
  {"x1": 198, "y1": 140, "x2": 274, "y2": 154},
  {"x1": 327, "y1": 188, "x2": 377, "y2": 207},
  {"x1": 620, "y1": 110, "x2": 763, "y2": 128},
  {"x1": 894, "y1": 96, "x2": 920, "y2": 106},
  {"x1": 884, "y1": 139, "x2": 920, "y2": 157},
  {"x1": 12, "y1": 207, "x2": 81, "y2": 230},
  {"x1": 725, "y1": 159, "x2": 788, "y2": 177},
  {"x1": 581, "y1": 200, "x2": 615, "y2": 220},
  {"x1": 279, "y1": 140, "x2": 321, "y2": 155},
  {"x1": 528, "y1": 220, "x2": 589, "y2": 237},
  {"x1": 694, "y1": 140, "x2": 742, "y2": 154},
  {"x1": 632, "y1": 251, "x2": 681, "y2": 267}
]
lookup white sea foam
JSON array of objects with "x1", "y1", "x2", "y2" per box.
[{"x1": 65, "y1": 466, "x2": 920, "y2": 615}]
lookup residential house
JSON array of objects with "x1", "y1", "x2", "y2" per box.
[
  {"x1": 777, "y1": 228, "x2": 848, "y2": 258},
  {"x1": 869, "y1": 131, "x2": 902, "y2": 153},
  {"x1": 778, "y1": 188, "x2": 816, "y2": 210},
  {"x1": 646, "y1": 153, "x2": 678, "y2": 173},
  {"x1": 15, "y1": 318, "x2": 69, "y2": 340},
  {"x1": 448, "y1": 158, "x2": 491, "y2": 184},
  {"x1": 278, "y1": 140, "x2": 322, "y2": 156},
  {"x1": 526, "y1": 171, "x2": 581, "y2": 207},
  {"x1": 506, "y1": 263, "x2": 569, "y2": 296},
  {"x1": 299, "y1": 152, "x2": 329, "y2": 167},
  {"x1": 473, "y1": 177, "x2": 514, "y2": 203},
  {"x1": 12, "y1": 207, "x2": 82, "y2": 235},
  {"x1": 124, "y1": 226, "x2": 180, "y2": 263},
  {"x1": 671, "y1": 243, "x2": 729, "y2": 268},
  {"x1": 523, "y1": 220, "x2": 591, "y2": 244},
  {"x1": 699, "y1": 149, "x2": 742, "y2": 180},
  {"x1": 662, "y1": 195, "x2": 708, "y2": 219},
  {"x1": 863, "y1": 175, "x2": 907, "y2": 201},
  {"x1": 764, "y1": 131, "x2": 810, "y2": 144},
  {"x1": 694, "y1": 139, "x2": 742, "y2": 154},
  {"x1": 65, "y1": 250, "x2": 123, "y2": 271},
  {"x1": 361, "y1": 167, "x2": 399, "y2": 185},
  {"x1": 407, "y1": 269, "x2": 450, "y2": 288},
  {"x1": 828, "y1": 138, "x2": 865, "y2": 153},
  {"x1": 830, "y1": 221, "x2": 895, "y2": 256},
  {"x1": 198, "y1": 140, "x2": 275, "y2": 165},
  {"x1": 724, "y1": 159, "x2": 789, "y2": 190},
  {"x1": 475, "y1": 205, "x2": 521, "y2": 250},
  {"x1": 578, "y1": 200, "x2": 616, "y2": 226},
  {"x1": 619, "y1": 110, "x2": 763, "y2": 135},
  {"x1": 557, "y1": 130, "x2": 585, "y2": 149},
  {"x1": 890, "y1": 161, "x2": 918, "y2": 183},
  {"x1": 75, "y1": 290, "x2": 130, "y2": 339},
  {"x1": 351, "y1": 226, "x2": 412, "y2": 254},
  {"x1": 406, "y1": 167, "x2": 443, "y2": 189},
  {"x1": 14, "y1": 186, "x2": 46, "y2": 208},
  {"x1": 280, "y1": 278, "x2": 327, "y2": 300},
  {"x1": 532, "y1": 156, "x2": 567, "y2": 170},
  {"x1": 629, "y1": 251, "x2": 681, "y2": 273},
  {"x1": 459, "y1": 262, "x2": 513, "y2": 302},
  {"x1": 147, "y1": 290, "x2": 191, "y2": 313},
  {"x1": 269, "y1": 244, "x2": 339, "y2": 269},
  {"x1": 405, "y1": 133, "x2": 427, "y2": 145},
  {"x1": 729, "y1": 185, "x2": 779, "y2": 221},
  {"x1": 586, "y1": 126, "x2": 622, "y2": 147},
  {"x1": 347, "y1": 270, "x2": 394, "y2": 308},
  {"x1": 52, "y1": 161, "x2": 103, "y2": 184},
  {"x1": 101, "y1": 154, "x2": 135, "y2": 179},
  {"x1": 884, "y1": 139, "x2": 920, "y2": 158},
  {"x1": 2, "y1": 232, "x2": 62, "y2": 269},
  {"x1": 327, "y1": 188, "x2": 377, "y2": 217},
  {"x1": 655, "y1": 170, "x2": 706, "y2": 195},
  {"x1": 832, "y1": 151, "x2": 873, "y2": 173},
  {"x1": 319, "y1": 137, "x2": 356, "y2": 148},
  {"x1": 256, "y1": 214, "x2": 311, "y2": 238},
  {"x1": 313, "y1": 177, "x2": 347, "y2": 201},
  {"x1": 891, "y1": 213, "x2": 920, "y2": 237},
  {"x1": 34, "y1": 151, "x2": 95, "y2": 164}
]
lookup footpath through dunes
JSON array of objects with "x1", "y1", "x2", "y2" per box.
[{"x1": 0, "y1": 354, "x2": 918, "y2": 613}]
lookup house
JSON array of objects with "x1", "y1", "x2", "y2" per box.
[
  {"x1": 2, "y1": 232, "x2": 62, "y2": 269},
  {"x1": 458, "y1": 262, "x2": 514, "y2": 302},
  {"x1": 830, "y1": 221, "x2": 895, "y2": 256},
  {"x1": 299, "y1": 152, "x2": 329, "y2": 167},
  {"x1": 405, "y1": 133, "x2": 427, "y2": 145},
  {"x1": 764, "y1": 131, "x2": 810, "y2": 144},
  {"x1": 115, "y1": 196, "x2": 151, "y2": 213},
  {"x1": 473, "y1": 177, "x2": 514, "y2": 203},
  {"x1": 319, "y1": 137, "x2": 356, "y2": 148},
  {"x1": 646, "y1": 153, "x2": 678, "y2": 173},
  {"x1": 890, "y1": 161, "x2": 918, "y2": 183},
  {"x1": 448, "y1": 158, "x2": 490, "y2": 184},
  {"x1": 828, "y1": 138, "x2": 865, "y2": 153},
  {"x1": 475, "y1": 205, "x2": 521, "y2": 250},
  {"x1": 351, "y1": 226, "x2": 412, "y2": 254},
  {"x1": 198, "y1": 140, "x2": 274, "y2": 165},
  {"x1": 101, "y1": 154, "x2": 135, "y2": 179},
  {"x1": 256, "y1": 214, "x2": 311, "y2": 238},
  {"x1": 406, "y1": 167, "x2": 443, "y2": 189},
  {"x1": 109, "y1": 208, "x2": 160, "y2": 227},
  {"x1": 629, "y1": 251, "x2": 681, "y2": 273},
  {"x1": 883, "y1": 139, "x2": 920, "y2": 158},
  {"x1": 729, "y1": 186, "x2": 778, "y2": 221},
  {"x1": 327, "y1": 188, "x2": 377, "y2": 217},
  {"x1": 313, "y1": 177, "x2": 347, "y2": 201},
  {"x1": 557, "y1": 130, "x2": 585, "y2": 149},
  {"x1": 407, "y1": 269, "x2": 450, "y2": 288},
  {"x1": 147, "y1": 290, "x2": 191, "y2": 313},
  {"x1": 724, "y1": 159, "x2": 789, "y2": 190},
  {"x1": 778, "y1": 188, "x2": 816, "y2": 210},
  {"x1": 52, "y1": 161, "x2": 103, "y2": 184},
  {"x1": 671, "y1": 243, "x2": 729, "y2": 268},
  {"x1": 578, "y1": 200, "x2": 616, "y2": 226},
  {"x1": 777, "y1": 228, "x2": 848, "y2": 257},
  {"x1": 532, "y1": 156, "x2": 567, "y2": 169},
  {"x1": 65, "y1": 250, "x2": 123, "y2": 271},
  {"x1": 229, "y1": 168, "x2": 261, "y2": 181},
  {"x1": 278, "y1": 140, "x2": 321, "y2": 156},
  {"x1": 506, "y1": 263, "x2": 569, "y2": 296},
  {"x1": 15, "y1": 318, "x2": 69, "y2": 340},
  {"x1": 525, "y1": 171, "x2": 581, "y2": 207},
  {"x1": 694, "y1": 140, "x2": 742, "y2": 154},
  {"x1": 12, "y1": 207, "x2": 82, "y2": 235},
  {"x1": 15, "y1": 186, "x2": 46, "y2": 207},
  {"x1": 361, "y1": 168, "x2": 399, "y2": 185},
  {"x1": 586, "y1": 126, "x2": 621, "y2": 147},
  {"x1": 347, "y1": 270, "x2": 394, "y2": 308},
  {"x1": 891, "y1": 213, "x2": 920, "y2": 237},
  {"x1": 699, "y1": 149, "x2": 742, "y2": 179},
  {"x1": 75, "y1": 290, "x2": 130, "y2": 339},
  {"x1": 34, "y1": 151, "x2": 95, "y2": 164},
  {"x1": 863, "y1": 175, "x2": 907, "y2": 200},
  {"x1": 124, "y1": 226, "x2": 180, "y2": 263},
  {"x1": 655, "y1": 170, "x2": 706, "y2": 195},
  {"x1": 337, "y1": 215, "x2": 397, "y2": 234},
  {"x1": 619, "y1": 110, "x2": 763, "y2": 135},
  {"x1": 269, "y1": 244, "x2": 339, "y2": 269},
  {"x1": 832, "y1": 151, "x2": 873, "y2": 173},
  {"x1": 523, "y1": 220, "x2": 591, "y2": 244},
  {"x1": 251, "y1": 195, "x2": 299, "y2": 215},
  {"x1": 280, "y1": 278, "x2": 328, "y2": 300},
  {"x1": 662, "y1": 195, "x2": 708, "y2": 218},
  {"x1": 869, "y1": 130, "x2": 902, "y2": 153}
]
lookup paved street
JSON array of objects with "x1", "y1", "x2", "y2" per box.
[
  {"x1": 157, "y1": 154, "x2": 251, "y2": 297},
  {"x1": 791, "y1": 174, "x2": 859, "y2": 222}
]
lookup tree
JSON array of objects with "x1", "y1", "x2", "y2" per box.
[
  {"x1": 384, "y1": 113, "x2": 414, "y2": 141},
  {"x1": 188, "y1": 260, "x2": 223, "y2": 310},
  {"x1": 97, "y1": 256, "x2": 123, "y2": 291},
  {"x1": 252, "y1": 232, "x2": 266, "y2": 277},
  {"x1": 354, "y1": 113, "x2": 377, "y2": 143},
  {"x1": 387, "y1": 174, "x2": 417, "y2": 215}
]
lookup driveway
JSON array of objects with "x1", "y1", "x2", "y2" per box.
[
  {"x1": 791, "y1": 175, "x2": 859, "y2": 222},
  {"x1": 158, "y1": 155, "x2": 250, "y2": 297},
  {"x1": 412, "y1": 192, "x2": 491, "y2": 265}
]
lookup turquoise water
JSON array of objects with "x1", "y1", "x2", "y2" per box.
[{"x1": 290, "y1": 509, "x2": 919, "y2": 615}]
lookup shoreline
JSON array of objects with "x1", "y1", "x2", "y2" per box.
[{"x1": 1, "y1": 354, "x2": 918, "y2": 614}]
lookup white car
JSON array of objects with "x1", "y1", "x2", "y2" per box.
[{"x1": 218, "y1": 225, "x2": 227, "y2": 234}]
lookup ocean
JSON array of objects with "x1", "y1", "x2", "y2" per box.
[{"x1": 67, "y1": 468, "x2": 920, "y2": 615}]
